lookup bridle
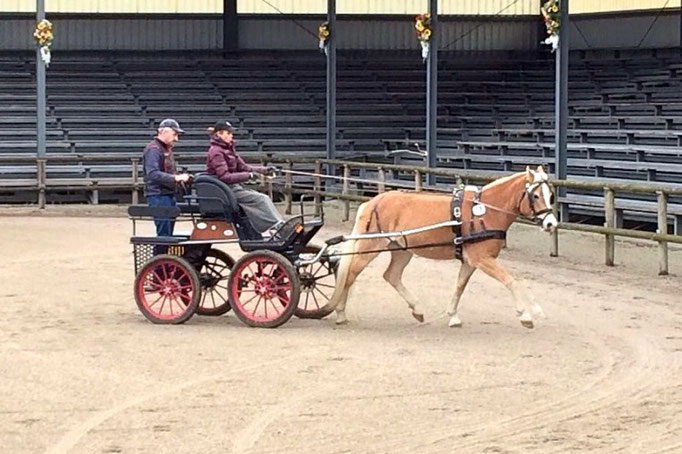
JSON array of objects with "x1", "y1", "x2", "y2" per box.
[{"x1": 520, "y1": 179, "x2": 555, "y2": 225}]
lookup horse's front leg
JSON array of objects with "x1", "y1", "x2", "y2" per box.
[
  {"x1": 447, "y1": 261, "x2": 476, "y2": 327},
  {"x1": 473, "y1": 258, "x2": 541, "y2": 329}
]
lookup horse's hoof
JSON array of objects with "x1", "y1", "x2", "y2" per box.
[
  {"x1": 520, "y1": 319, "x2": 534, "y2": 329},
  {"x1": 335, "y1": 317, "x2": 348, "y2": 325},
  {"x1": 532, "y1": 307, "x2": 547, "y2": 319},
  {"x1": 448, "y1": 316, "x2": 462, "y2": 328},
  {"x1": 412, "y1": 312, "x2": 424, "y2": 323}
]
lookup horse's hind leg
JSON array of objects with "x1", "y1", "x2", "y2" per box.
[
  {"x1": 334, "y1": 239, "x2": 384, "y2": 324},
  {"x1": 473, "y1": 257, "x2": 539, "y2": 329},
  {"x1": 446, "y1": 261, "x2": 476, "y2": 328},
  {"x1": 382, "y1": 249, "x2": 424, "y2": 322}
]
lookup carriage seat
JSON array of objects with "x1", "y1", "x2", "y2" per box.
[{"x1": 193, "y1": 174, "x2": 261, "y2": 240}]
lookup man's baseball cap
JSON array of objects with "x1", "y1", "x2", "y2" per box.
[
  {"x1": 213, "y1": 119, "x2": 235, "y2": 133},
  {"x1": 158, "y1": 118, "x2": 184, "y2": 133}
]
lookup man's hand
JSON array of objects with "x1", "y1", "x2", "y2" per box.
[
  {"x1": 174, "y1": 173, "x2": 190, "y2": 183},
  {"x1": 246, "y1": 172, "x2": 260, "y2": 184},
  {"x1": 265, "y1": 166, "x2": 279, "y2": 177}
]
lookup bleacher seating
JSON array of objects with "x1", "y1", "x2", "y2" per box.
[{"x1": 1, "y1": 48, "x2": 682, "y2": 228}]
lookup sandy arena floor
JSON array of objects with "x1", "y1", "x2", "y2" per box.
[{"x1": 0, "y1": 203, "x2": 681, "y2": 453}]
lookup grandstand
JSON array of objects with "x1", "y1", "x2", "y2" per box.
[{"x1": 1, "y1": 0, "x2": 681, "y2": 229}]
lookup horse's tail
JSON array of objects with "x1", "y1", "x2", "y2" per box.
[{"x1": 321, "y1": 197, "x2": 377, "y2": 312}]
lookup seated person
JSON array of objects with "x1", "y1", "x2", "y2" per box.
[{"x1": 205, "y1": 120, "x2": 283, "y2": 236}]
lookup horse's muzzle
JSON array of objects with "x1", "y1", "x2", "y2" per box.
[{"x1": 542, "y1": 213, "x2": 558, "y2": 232}]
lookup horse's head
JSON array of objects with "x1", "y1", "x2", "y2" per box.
[{"x1": 520, "y1": 166, "x2": 558, "y2": 232}]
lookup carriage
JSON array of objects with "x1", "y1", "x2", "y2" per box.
[{"x1": 128, "y1": 174, "x2": 337, "y2": 328}]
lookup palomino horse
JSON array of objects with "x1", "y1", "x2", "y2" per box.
[{"x1": 322, "y1": 166, "x2": 558, "y2": 329}]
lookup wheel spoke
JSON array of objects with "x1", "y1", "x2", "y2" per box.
[
  {"x1": 246, "y1": 262, "x2": 259, "y2": 279},
  {"x1": 147, "y1": 293, "x2": 164, "y2": 308},
  {"x1": 168, "y1": 264, "x2": 177, "y2": 281},
  {"x1": 313, "y1": 286, "x2": 330, "y2": 302},
  {"x1": 157, "y1": 294, "x2": 168, "y2": 314},
  {"x1": 252, "y1": 296, "x2": 263, "y2": 316},
  {"x1": 277, "y1": 292, "x2": 290, "y2": 305},
  {"x1": 303, "y1": 290, "x2": 310, "y2": 311},
  {"x1": 310, "y1": 288, "x2": 320, "y2": 309},
  {"x1": 272, "y1": 271, "x2": 287, "y2": 284},
  {"x1": 267, "y1": 298, "x2": 282, "y2": 316},
  {"x1": 209, "y1": 288, "x2": 227, "y2": 304},
  {"x1": 159, "y1": 265, "x2": 168, "y2": 282},
  {"x1": 204, "y1": 262, "x2": 227, "y2": 276},
  {"x1": 315, "y1": 282, "x2": 336, "y2": 289},
  {"x1": 313, "y1": 270, "x2": 334, "y2": 280},
  {"x1": 240, "y1": 292, "x2": 259, "y2": 307},
  {"x1": 177, "y1": 291, "x2": 192, "y2": 306},
  {"x1": 311, "y1": 262, "x2": 324, "y2": 277},
  {"x1": 152, "y1": 268, "x2": 164, "y2": 284},
  {"x1": 171, "y1": 295, "x2": 187, "y2": 314},
  {"x1": 144, "y1": 286, "x2": 162, "y2": 295}
]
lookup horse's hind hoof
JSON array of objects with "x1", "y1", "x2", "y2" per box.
[
  {"x1": 521, "y1": 320, "x2": 534, "y2": 329},
  {"x1": 412, "y1": 312, "x2": 424, "y2": 323}
]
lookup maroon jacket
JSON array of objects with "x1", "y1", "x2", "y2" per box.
[{"x1": 205, "y1": 137, "x2": 266, "y2": 184}]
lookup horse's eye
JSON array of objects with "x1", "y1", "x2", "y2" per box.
[
  {"x1": 532, "y1": 193, "x2": 539, "y2": 201},
  {"x1": 549, "y1": 194, "x2": 555, "y2": 205}
]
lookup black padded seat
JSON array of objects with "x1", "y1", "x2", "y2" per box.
[{"x1": 193, "y1": 174, "x2": 261, "y2": 240}]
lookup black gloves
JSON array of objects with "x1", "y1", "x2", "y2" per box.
[
  {"x1": 246, "y1": 172, "x2": 260, "y2": 184},
  {"x1": 265, "y1": 165, "x2": 279, "y2": 177}
]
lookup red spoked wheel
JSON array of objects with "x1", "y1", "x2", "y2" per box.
[
  {"x1": 134, "y1": 255, "x2": 201, "y2": 324},
  {"x1": 196, "y1": 249, "x2": 235, "y2": 316},
  {"x1": 294, "y1": 245, "x2": 338, "y2": 319},
  {"x1": 228, "y1": 250, "x2": 300, "y2": 328}
]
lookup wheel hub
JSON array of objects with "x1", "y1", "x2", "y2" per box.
[
  {"x1": 255, "y1": 277, "x2": 275, "y2": 298},
  {"x1": 161, "y1": 279, "x2": 179, "y2": 296},
  {"x1": 299, "y1": 272, "x2": 314, "y2": 290}
]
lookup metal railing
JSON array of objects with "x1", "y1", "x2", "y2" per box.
[{"x1": 1, "y1": 154, "x2": 680, "y2": 274}]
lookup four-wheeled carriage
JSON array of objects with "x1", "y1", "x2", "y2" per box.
[{"x1": 129, "y1": 175, "x2": 337, "y2": 328}]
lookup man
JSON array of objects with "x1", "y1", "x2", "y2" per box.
[
  {"x1": 142, "y1": 118, "x2": 190, "y2": 240},
  {"x1": 205, "y1": 119, "x2": 283, "y2": 234}
]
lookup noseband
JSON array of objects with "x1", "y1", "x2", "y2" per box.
[{"x1": 520, "y1": 180, "x2": 554, "y2": 224}]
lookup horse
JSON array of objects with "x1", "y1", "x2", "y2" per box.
[{"x1": 322, "y1": 165, "x2": 558, "y2": 329}]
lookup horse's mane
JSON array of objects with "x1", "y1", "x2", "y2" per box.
[{"x1": 482, "y1": 172, "x2": 524, "y2": 191}]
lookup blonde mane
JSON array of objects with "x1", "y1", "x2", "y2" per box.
[{"x1": 482, "y1": 172, "x2": 524, "y2": 191}]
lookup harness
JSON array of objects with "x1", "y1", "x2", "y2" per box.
[
  {"x1": 326, "y1": 179, "x2": 554, "y2": 262},
  {"x1": 451, "y1": 187, "x2": 506, "y2": 261}
]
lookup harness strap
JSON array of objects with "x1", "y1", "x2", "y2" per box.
[
  {"x1": 451, "y1": 188, "x2": 507, "y2": 261},
  {"x1": 454, "y1": 230, "x2": 507, "y2": 246},
  {"x1": 451, "y1": 190, "x2": 464, "y2": 260}
]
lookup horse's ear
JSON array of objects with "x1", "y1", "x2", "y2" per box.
[
  {"x1": 525, "y1": 166, "x2": 533, "y2": 182},
  {"x1": 536, "y1": 165, "x2": 544, "y2": 173}
]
